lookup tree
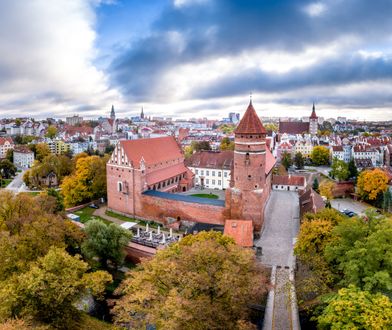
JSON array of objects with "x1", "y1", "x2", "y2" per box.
[
  {"x1": 5, "y1": 149, "x2": 13, "y2": 163},
  {"x1": 61, "y1": 155, "x2": 108, "y2": 207},
  {"x1": 0, "y1": 247, "x2": 112, "y2": 328},
  {"x1": 0, "y1": 160, "x2": 16, "y2": 179},
  {"x1": 35, "y1": 143, "x2": 51, "y2": 162},
  {"x1": 319, "y1": 181, "x2": 334, "y2": 200},
  {"x1": 317, "y1": 285, "x2": 392, "y2": 330},
  {"x1": 324, "y1": 216, "x2": 392, "y2": 293},
  {"x1": 43, "y1": 188, "x2": 64, "y2": 213},
  {"x1": 348, "y1": 159, "x2": 358, "y2": 180},
  {"x1": 311, "y1": 146, "x2": 330, "y2": 166},
  {"x1": 281, "y1": 151, "x2": 292, "y2": 170},
  {"x1": 113, "y1": 231, "x2": 268, "y2": 330},
  {"x1": 82, "y1": 220, "x2": 132, "y2": 270},
  {"x1": 294, "y1": 152, "x2": 304, "y2": 169},
  {"x1": 382, "y1": 189, "x2": 392, "y2": 212},
  {"x1": 312, "y1": 177, "x2": 319, "y2": 191},
  {"x1": 183, "y1": 145, "x2": 193, "y2": 159},
  {"x1": 356, "y1": 169, "x2": 389, "y2": 202},
  {"x1": 330, "y1": 158, "x2": 349, "y2": 181},
  {"x1": 45, "y1": 125, "x2": 57, "y2": 139},
  {"x1": 220, "y1": 137, "x2": 235, "y2": 151},
  {"x1": 264, "y1": 123, "x2": 278, "y2": 132},
  {"x1": 191, "y1": 141, "x2": 211, "y2": 152}
]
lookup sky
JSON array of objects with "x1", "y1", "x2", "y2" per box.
[{"x1": 1, "y1": 0, "x2": 392, "y2": 121}]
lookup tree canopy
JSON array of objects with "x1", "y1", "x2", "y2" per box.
[
  {"x1": 330, "y1": 158, "x2": 349, "y2": 181},
  {"x1": 311, "y1": 146, "x2": 330, "y2": 166},
  {"x1": 281, "y1": 151, "x2": 292, "y2": 170},
  {"x1": 220, "y1": 137, "x2": 234, "y2": 151},
  {"x1": 113, "y1": 231, "x2": 268, "y2": 330},
  {"x1": 356, "y1": 169, "x2": 389, "y2": 202},
  {"x1": 294, "y1": 152, "x2": 305, "y2": 169}
]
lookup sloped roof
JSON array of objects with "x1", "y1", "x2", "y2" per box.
[
  {"x1": 185, "y1": 150, "x2": 234, "y2": 169},
  {"x1": 299, "y1": 188, "x2": 325, "y2": 216},
  {"x1": 235, "y1": 102, "x2": 266, "y2": 134},
  {"x1": 265, "y1": 148, "x2": 276, "y2": 174},
  {"x1": 0, "y1": 137, "x2": 13, "y2": 146},
  {"x1": 279, "y1": 121, "x2": 309, "y2": 135},
  {"x1": 224, "y1": 219, "x2": 253, "y2": 247},
  {"x1": 146, "y1": 163, "x2": 188, "y2": 185},
  {"x1": 272, "y1": 175, "x2": 305, "y2": 186},
  {"x1": 120, "y1": 136, "x2": 183, "y2": 166},
  {"x1": 310, "y1": 104, "x2": 318, "y2": 119}
]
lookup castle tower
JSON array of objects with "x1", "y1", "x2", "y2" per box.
[
  {"x1": 309, "y1": 103, "x2": 318, "y2": 135},
  {"x1": 110, "y1": 105, "x2": 115, "y2": 120},
  {"x1": 225, "y1": 100, "x2": 267, "y2": 231}
]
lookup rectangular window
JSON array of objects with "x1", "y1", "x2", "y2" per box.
[
  {"x1": 224, "y1": 172, "x2": 228, "y2": 177},
  {"x1": 212, "y1": 171, "x2": 215, "y2": 176},
  {"x1": 212, "y1": 180, "x2": 215, "y2": 185},
  {"x1": 206, "y1": 170, "x2": 209, "y2": 176},
  {"x1": 218, "y1": 172, "x2": 222, "y2": 177},
  {"x1": 218, "y1": 180, "x2": 221, "y2": 185},
  {"x1": 206, "y1": 179, "x2": 209, "y2": 184},
  {"x1": 195, "y1": 169, "x2": 199, "y2": 175},
  {"x1": 201, "y1": 170, "x2": 204, "y2": 175}
]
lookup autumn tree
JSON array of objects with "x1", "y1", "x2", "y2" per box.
[
  {"x1": 113, "y1": 231, "x2": 268, "y2": 330},
  {"x1": 317, "y1": 285, "x2": 392, "y2": 330},
  {"x1": 356, "y1": 168, "x2": 388, "y2": 203},
  {"x1": 294, "y1": 152, "x2": 304, "y2": 169},
  {"x1": 281, "y1": 151, "x2": 292, "y2": 170},
  {"x1": 61, "y1": 155, "x2": 108, "y2": 207},
  {"x1": 330, "y1": 158, "x2": 349, "y2": 181},
  {"x1": 311, "y1": 146, "x2": 330, "y2": 166},
  {"x1": 191, "y1": 140, "x2": 211, "y2": 151},
  {"x1": 82, "y1": 220, "x2": 132, "y2": 270},
  {"x1": 264, "y1": 123, "x2": 278, "y2": 132},
  {"x1": 45, "y1": 125, "x2": 58, "y2": 139},
  {"x1": 220, "y1": 137, "x2": 235, "y2": 151},
  {"x1": 319, "y1": 181, "x2": 334, "y2": 200},
  {"x1": 34, "y1": 143, "x2": 51, "y2": 162},
  {"x1": 0, "y1": 247, "x2": 111, "y2": 329}
]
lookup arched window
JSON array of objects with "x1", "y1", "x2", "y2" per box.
[{"x1": 117, "y1": 181, "x2": 123, "y2": 192}]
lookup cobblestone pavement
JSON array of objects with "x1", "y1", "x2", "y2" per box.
[
  {"x1": 273, "y1": 267, "x2": 291, "y2": 330},
  {"x1": 255, "y1": 190, "x2": 299, "y2": 267}
]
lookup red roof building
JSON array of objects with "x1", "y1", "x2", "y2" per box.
[{"x1": 224, "y1": 219, "x2": 253, "y2": 247}]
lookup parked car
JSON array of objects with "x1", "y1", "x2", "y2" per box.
[
  {"x1": 341, "y1": 209, "x2": 356, "y2": 217},
  {"x1": 89, "y1": 203, "x2": 99, "y2": 209}
]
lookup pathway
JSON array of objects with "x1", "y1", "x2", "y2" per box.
[
  {"x1": 93, "y1": 206, "x2": 125, "y2": 225},
  {"x1": 255, "y1": 191, "x2": 300, "y2": 330}
]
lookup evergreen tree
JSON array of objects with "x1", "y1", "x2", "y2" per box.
[
  {"x1": 294, "y1": 152, "x2": 305, "y2": 169},
  {"x1": 312, "y1": 177, "x2": 319, "y2": 191},
  {"x1": 348, "y1": 159, "x2": 358, "y2": 180}
]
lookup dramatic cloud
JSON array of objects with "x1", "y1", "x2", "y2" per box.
[
  {"x1": 108, "y1": 0, "x2": 392, "y2": 119},
  {"x1": 0, "y1": 0, "x2": 121, "y2": 118}
]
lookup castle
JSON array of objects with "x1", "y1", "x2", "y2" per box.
[{"x1": 107, "y1": 101, "x2": 275, "y2": 235}]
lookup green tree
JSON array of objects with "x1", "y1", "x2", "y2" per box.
[
  {"x1": 330, "y1": 158, "x2": 349, "y2": 181},
  {"x1": 220, "y1": 137, "x2": 235, "y2": 151},
  {"x1": 0, "y1": 247, "x2": 112, "y2": 329},
  {"x1": 317, "y1": 285, "x2": 392, "y2": 330},
  {"x1": 5, "y1": 149, "x2": 13, "y2": 163},
  {"x1": 281, "y1": 151, "x2": 292, "y2": 170},
  {"x1": 191, "y1": 141, "x2": 211, "y2": 152},
  {"x1": 82, "y1": 220, "x2": 132, "y2": 270},
  {"x1": 383, "y1": 189, "x2": 392, "y2": 212},
  {"x1": 35, "y1": 143, "x2": 51, "y2": 162},
  {"x1": 312, "y1": 177, "x2": 319, "y2": 191},
  {"x1": 348, "y1": 159, "x2": 358, "y2": 180},
  {"x1": 324, "y1": 216, "x2": 392, "y2": 293},
  {"x1": 45, "y1": 125, "x2": 58, "y2": 139},
  {"x1": 294, "y1": 152, "x2": 304, "y2": 169},
  {"x1": 311, "y1": 146, "x2": 330, "y2": 166},
  {"x1": 113, "y1": 231, "x2": 268, "y2": 330},
  {"x1": 0, "y1": 160, "x2": 16, "y2": 179}
]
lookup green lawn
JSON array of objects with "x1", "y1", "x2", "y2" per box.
[
  {"x1": 73, "y1": 207, "x2": 110, "y2": 225},
  {"x1": 0, "y1": 179, "x2": 12, "y2": 188},
  {"x1": 190, "y1": 193, "x2": 219, "y2": 199},
  {"x1": 106, "y1": 210, "x2": 160, "y2": 229}
]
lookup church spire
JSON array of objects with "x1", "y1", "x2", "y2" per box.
[
  {"x1": 110, "y1": 105, "x2": 115, "y2": 120},
  {"x1": 310, "y1": 102, "x2": 317, "y2": 119},
  {"x1": 141, "y1": 106, "x2": 145, "y2": 119}
]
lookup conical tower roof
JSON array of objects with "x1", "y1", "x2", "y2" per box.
[{"x1": 235, "y1": 101, "x2": 266, "y2": 134}]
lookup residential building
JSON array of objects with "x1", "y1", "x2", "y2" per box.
[
  {"x1": 13, "y1": 147, "x2": 34, "y2": 169},
  {"x1": 0, "y1": 137, "x2": 14, "y2": 158}
]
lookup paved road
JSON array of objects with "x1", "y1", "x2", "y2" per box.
[
  {"x1": 6, "y1": 170, "x2": 26, "y2": 192},
  {"x1": 256, "y1": 190, "x2": 299, "y2": 267}
]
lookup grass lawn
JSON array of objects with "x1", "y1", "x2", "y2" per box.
[
  {"x1": 190, "y1": 193, "x2": 219, "y2": 199},
  {"x1": 106, "y1": 210, "x2": 135, "y2": 222},
  {"x1": 0, "y1": 179, "x2": 12, "y2": 188},
  {"x1": 74, "y1": 207, "x2": 110, "y2": 225}
]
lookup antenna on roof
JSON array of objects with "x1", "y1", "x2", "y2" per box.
[{"x1": 249, "y1": 91, "x2": 253, "y2": 105}]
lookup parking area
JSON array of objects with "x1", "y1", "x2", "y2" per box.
[{"x1": 330, "y1": 198, "x2": 370, "y2": 215}]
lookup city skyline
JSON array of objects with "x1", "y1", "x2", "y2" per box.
[{"x1": 1, "y1": 0, "x2": 392, "y2": 120}]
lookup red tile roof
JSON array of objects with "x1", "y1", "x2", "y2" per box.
[
  {"x1": 272, "y1": 175, "x2": 305, "y2": 186},
  {"x1": 120, "y1": 136, "x2": 183, "y2": 167},
  {"x1": 265, "y1": 148, "x2": 276, "y2": 174},
  {"x1": 0, "y1": 137, "x2": 13, "y2": 146},
  {"x1": 146, "y1": 163, "x2": 188, "y2": 185},
  {"x1": 235, "y1": 102, "x2": 266, "y2": 134},
  {"x1": 279, "y1": 121, "x2": 309, "y2": 135},
  {"x1": 224, "y1": 219, "x2": 253, "y2": 247},
  {"x1": 332, "y1": 146, "x2": 343, "y2": 152}
]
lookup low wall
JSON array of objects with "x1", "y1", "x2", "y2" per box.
[{"x1": 125, "y1": 242, "x2": 157, "y2": 264}]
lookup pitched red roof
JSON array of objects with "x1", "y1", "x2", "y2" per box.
[
  {"x1": 279, "y1": 121, "x2": 309, "y2": 135},
  {"x1": 224, "y1": 219, "x2": 253, "y2": 247},
  {"x1": 235, "y1": 102, "x2": 266, "y2": 134},
  {"x1": 185, "y1": 150, "x2": 233, "y2": 169},
  {"x1": 272, "y1": 175, "x2": 305, "y2": 186},
  {"x1": 265, "y1": 148, "x2": 276, "y2": 174},
  {"x1": 0, "y1": 137, "x2": 13, "y2": 146},
  {"x1": 146, "y1": 163, "x2": 188, "y2": 185},
  {"x1": 120, "y1": 136, "x2": 183, "y2": 167}
]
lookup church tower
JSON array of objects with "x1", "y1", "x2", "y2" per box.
[
  {"x1": 141, "y1": 107, "x2": 145, "y2": 120},
  {"x1": 309, "y1": 103, "x2": 318, "y2": 135},
  {"x1": 225, "y1": 100, "x2": 267, "y2": 231},
  {"x1": 110, "y1": 105, "x2": 116, "y2": 121}
]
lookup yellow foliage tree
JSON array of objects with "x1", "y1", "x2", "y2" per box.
[
  {"x1": 356, "y1": 168, "x2": 388, "y2": 201},
  {"x1": 319, "y1": 181, "x2": 335, "y2": 200}
]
